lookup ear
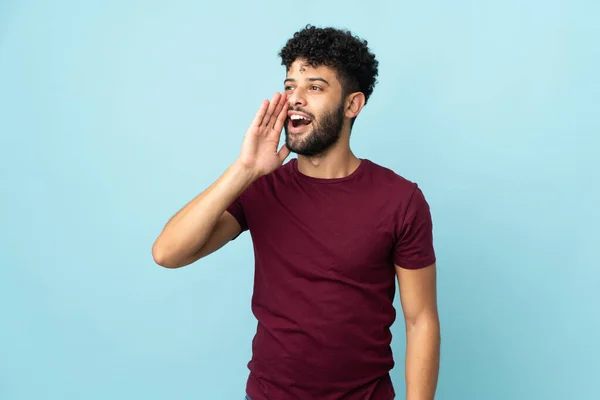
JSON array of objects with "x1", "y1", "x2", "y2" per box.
[{"x1": 344, "y1": 92, "x2": 366, "y2": 119}]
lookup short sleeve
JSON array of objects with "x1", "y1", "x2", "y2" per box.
[
  {"x1": 226, "y1": 196, "x2": 248, "y2": 240},
  {"x1": 393, "y1": 185, "x2": 436, "y2": 269}
]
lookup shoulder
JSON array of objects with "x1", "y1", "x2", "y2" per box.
[
  {"x1": 258, "y1": 158, "x2": 296, "y2": 186},
  {"x1": 241, "y1": 158, "x2": 296, "y2": 198},
  {"x1": 363, "y1": 159, "x2": 420, "y2": 199}
]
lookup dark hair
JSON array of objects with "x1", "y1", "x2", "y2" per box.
[{"x1": 278, "y1": 25, "x2": 379, "y2": 105}]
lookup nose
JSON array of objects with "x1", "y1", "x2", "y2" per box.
[{"x1": 287, "y1": 88, "x2": 307, "y2": 108}]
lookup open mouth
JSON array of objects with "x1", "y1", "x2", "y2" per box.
[{"x1": 289, "y1": 115, "x2": 313, "y2": 131}]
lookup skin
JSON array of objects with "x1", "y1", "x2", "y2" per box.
[
  {"x1": 152, "y1": 57, "x2": 440, "y2": 400},
  {"x1": 283, "y1": 59, "x2": 365, "y2": 179},
  {"x1": 397, "y1": 263, "x2": 440, "y2": 400}
]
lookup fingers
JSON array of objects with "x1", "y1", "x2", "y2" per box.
[
  {"x1": 273, "y1": 94, "x2": 289, "y2": 133},
  {"x1": 278, "y1": 143, "x2": 291, "y2": 164},
  {"x1": 251, "y1": 92, "x2": 288, "y2": 137},
  {"x1": 251, "y1": 99, "x2": 269, "y2": 128},
  {"x1": 261, "y1": 93, "x2": 281, "y2": 128},
  {"x1": 272, "y1": 92, "x2": 288, "y2": 123}
]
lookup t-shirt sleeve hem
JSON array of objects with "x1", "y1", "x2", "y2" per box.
[
  {"x1": 225, "y1": 208, "x2": 247, "y2": 231},
  {"x1": 394, "y1": 256, "x2": 436, "y2": 270}
]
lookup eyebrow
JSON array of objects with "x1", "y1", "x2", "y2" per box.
[{"x1": 284, "y1": 77, "x2": 330, "y2": 86}]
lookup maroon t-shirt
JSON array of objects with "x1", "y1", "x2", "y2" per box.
[{"x1": 226, "y1": 158, "x2": 436, "y2": 400}]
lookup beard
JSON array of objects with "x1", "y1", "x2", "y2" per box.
[{"x1": 284, "y1": 101, "x2": 345, "y2": 157}]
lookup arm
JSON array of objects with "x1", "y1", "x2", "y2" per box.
[
  {"x1": 152, "y1": 92, "x2": 290, "y2": 268},
  {"x1": 396, "y1": 262, "x2": 440, "y2": 400},
  {"x1": 151, "y1": 161, "x2": 257, "y2": 268}
]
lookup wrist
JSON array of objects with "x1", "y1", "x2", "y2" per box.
[{"x1": 232, "y1": 158, "x2": 262, "y2": 185}]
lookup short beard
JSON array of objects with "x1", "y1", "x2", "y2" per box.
[{"x1": 284, "y1": 102, "x2": 345, "y2": 157}]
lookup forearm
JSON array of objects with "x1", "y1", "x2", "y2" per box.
[
  {"x1": 405, "y1": 314, "x2": 440, "y2": 400},
  {"x1": 152, "y1": 160, "x2": 257, "y2": 266}
]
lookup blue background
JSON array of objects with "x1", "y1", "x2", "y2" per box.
[{"x1": 1, "y1": 0, "x2": 598, "y2": 399}]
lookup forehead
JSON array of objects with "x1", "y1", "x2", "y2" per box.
[{"x1": 286, "y1": 59, "x2": 339, "y2": 84}]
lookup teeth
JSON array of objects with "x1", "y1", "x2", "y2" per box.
[{"x1": 290, "y1": 115, "x2": 310, "y2": 121}]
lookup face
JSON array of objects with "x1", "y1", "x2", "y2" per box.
[{"x1": 283, "y1": 59, "x2": 346, "y2": 157}]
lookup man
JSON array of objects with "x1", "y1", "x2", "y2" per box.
[{"x1": 152, "y1": 25, "x2": 440, "y2": 400}]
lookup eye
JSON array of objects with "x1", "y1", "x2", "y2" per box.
[
  {"x1": 284, "y1": 85, "x2": 295, "y2": 91},
  {"x1": 310, "y1": 85, "x2": 322, "y2": 91}
]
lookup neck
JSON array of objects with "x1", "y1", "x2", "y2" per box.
[{"x1": 296, "y1": 133, "x2": 361, "y2": 179}]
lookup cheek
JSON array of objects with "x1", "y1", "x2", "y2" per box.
[{"x1": 311, "y1": 104, "x2": 328, "y2": 121}]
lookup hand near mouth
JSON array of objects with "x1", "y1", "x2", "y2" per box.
[{"x1": 238, "y1": 92, "x2": 291, "y2": 178}]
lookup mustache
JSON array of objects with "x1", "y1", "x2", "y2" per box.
[{"x1": 287, "y1": 106, "x2": 316, "y2": 120}]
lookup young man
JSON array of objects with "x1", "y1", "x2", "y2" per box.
[{"x1": 152, "y1": 25, "x2": 440, "y2": 400}]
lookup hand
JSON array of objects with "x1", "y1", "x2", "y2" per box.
[{"x1": 238, "y1": 92, "x2": 291, "y2": 178}]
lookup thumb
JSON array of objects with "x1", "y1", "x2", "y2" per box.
[{"x1": 278, "y1": 144, "x2": 291, "y2": 164}]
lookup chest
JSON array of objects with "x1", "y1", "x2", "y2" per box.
[{"x1": 244, "y1": 186, "x2": 397, "y2": 281}]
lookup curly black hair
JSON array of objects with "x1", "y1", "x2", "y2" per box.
[{"x1": 279, "y1": 25, "x2": 379, "y2": 105}]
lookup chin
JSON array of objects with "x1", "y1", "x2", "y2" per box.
[{"x1": 286, "y1": 129, "x2": 312, "y2": 147}]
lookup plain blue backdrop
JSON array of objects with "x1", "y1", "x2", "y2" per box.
[{"x1": 1, "y1": 0, "x2": 598, "y2": 399}]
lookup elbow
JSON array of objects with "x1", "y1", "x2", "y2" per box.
[
  {"x1": 406, "y1": 311, "x2": 440, "y2": 332},
  {"x1": 152, "y1": 240, "x2": 179, "y2": 269}
]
